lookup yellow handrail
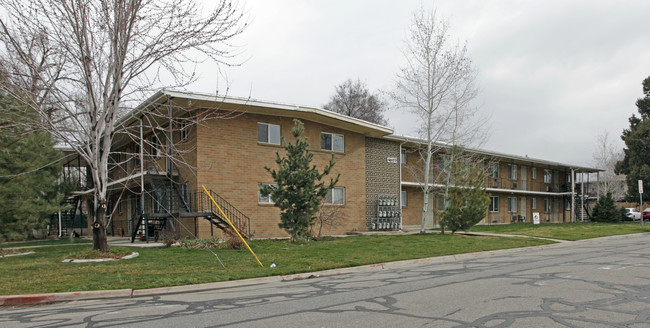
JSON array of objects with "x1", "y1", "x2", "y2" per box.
[{"x1": 201, "y1": 185, "x2": 263, "y2": 267}]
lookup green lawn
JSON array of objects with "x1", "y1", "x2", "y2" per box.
[
  {"x1": 469, "y1": 222, "x2": 647, "y2": 241},
  {"x1": 0, "y1": 234, "x2": 551, "y2": 295}
]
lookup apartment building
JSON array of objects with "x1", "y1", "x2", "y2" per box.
[{"x1": 60, "y1": 90, "x2": 601, "y2": 240}]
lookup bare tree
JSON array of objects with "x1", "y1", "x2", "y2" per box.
[
  {"x1": 389, "y1": 7, "x2": 485, "y2": 233},
  {"x1": 323, "y1": 78, "x2": 388, "y2": 125},
  {"x1": 592, "y1": 130, "x2": 626, "y2": 199},
  {"x1": 0, "y1": 0, "x2": 247, "y2": 252},
  {"x1": 312, "y1": 204, "x2": 343, "y2": 240}
]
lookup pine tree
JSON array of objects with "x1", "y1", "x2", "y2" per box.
[
  {"x1": 0, "y1": 94, "x2": 66, "y2": 241},
  {"x1": 591, "y1": 193, "x2": 621, "y2": 223},
  {"x1": 616, "y1": 76, "x2": 650, "y2": 201},
  {"x1": 261, "y1": 120, "x2": 339, "y2": 241},
  {"x1": 439, "y1": 151, "x2": 490, "y2": 234}
]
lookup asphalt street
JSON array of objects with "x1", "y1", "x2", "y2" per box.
[{"x1": 2, "y1": 233, "x2": 650, "y2": 327}]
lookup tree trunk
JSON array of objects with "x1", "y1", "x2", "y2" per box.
[{"x1": 92, "y1": 201, "x2": 109, "y2": 253}]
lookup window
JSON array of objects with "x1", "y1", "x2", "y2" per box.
[
  {"x1": 531, "y1": 167, "x2": 537, "y2": 179},
  {"x1": 566, "y1": 173, "x2": 572, "y2": 183},
  {"x1": 437, "y1": 195, "x2": 448, "y2": 210},
  {"x1": 508, "y1": 197, "x2": 517, "y2": 213},
  {"x1": 401, "y1": 190, "x2": 407, "y2": 207},
  {"x1": 401, "y1": 149, "x2": 407, "y2": 164},
  {"x1": 531, "y1": 198, "x2": 537, "y2": 210},
  {"x1": 180, "y1": 122, "x2": 189, "y2": 140},
  {"x1": 258, "y1": 183, "x2": 277, "y2": 204},
  {"x1": 117, "y1": 200, "x2": 123, "y2": 214},
  {"x1": 321, "y1": 132, "x2": 344, "y2": 152},
  {"x1": 324, "y1": 187, "x2": 345, "y2": 205},
  {"x1": 151, "y1": 135, "x2": 161, "y2": 157},
  {"x1": 489, "y1": 162, "x2": 500, "y2": 178},
  {"x1": 544, "y1": 199, "x2": 551, "y2": 213},
  {"x1": 438, "y1": 155, "x2": 451, "y2": 173},
  {"x1": 489, "y1": 196, "x2": 499, "y2": 212},
  {"x1": 257, "y1": 123, "x2": 281, "y2": 145},
  {"x1": 508, "y1": 164, "x2": 517, "y2": 180},
  {"x1": 565, "y1": 199, "x2": 571, "y2": 210},
  {"x1": 544, "y1": 169, "x2": 552, "y2": 184}
]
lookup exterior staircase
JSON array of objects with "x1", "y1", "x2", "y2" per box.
[
  {"x1": 131, "y1": 165, "x2": 250, "y2": 242},
  {"x1": 49, "y1": 195, "x2": 82, "y2": 236}
]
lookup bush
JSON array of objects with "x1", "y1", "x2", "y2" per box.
[{"x1": 591, "y1": 193, "x2": 621, "y2": 222}]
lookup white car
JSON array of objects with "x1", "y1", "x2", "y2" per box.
[{"x1": 625, "y1": 208, "x2": 641, "y2": 221}]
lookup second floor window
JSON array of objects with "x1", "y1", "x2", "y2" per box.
[
  {"x1": 531, "y1": 167, "x2": 537, "y2": 179},
  {"x1": 151, "y1": 135, "x2": 161, "y2": 157},
  {"x1": 544, "y1": 169, "x2": 552, "y2": 184},
  {"x1": 401, "y1": 149, "x2": 407, "y2": 164},
  {"x1": 489, "y1": 162, "x2": 499, "y2": 178},
  {"x1": 508, "y1": 164, "x2": 517, "y2": 180},
  {"x1": 321, "y1": 132, "x2": 344, "y2": 152},
  {"x1": 257, "y1": 123, "x2": 281, "y2": 145}
]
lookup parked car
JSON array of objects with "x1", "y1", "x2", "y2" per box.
[
  {"x1": 642, "y1": 208, "x2": 650, "y2": 221},
  {"x1": 625, "y1": 208, "x2": 642, "y2": 221}
]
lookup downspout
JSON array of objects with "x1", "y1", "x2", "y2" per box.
[
  {"x1": 399, "y1": 142, "x2": 404, "y2": 230},
  {"x1": 580, "y1": 173, "x2": 585, "y2": 222},
  {"x1": 571, "y1": 168, "x2": 575, "y2": 223},
  {"x1": 139, "y1": 117, "x2": 144, "y2": 232}
]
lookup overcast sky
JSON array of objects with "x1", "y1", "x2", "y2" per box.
[{"x1": 189, "y1": 0, "x2": 650, "y2": 167}]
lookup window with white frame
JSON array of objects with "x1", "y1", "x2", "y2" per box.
[
  {"x1": 531, "y1": 167, "x2": 537, "y2": 179},
  {"x1": 566, "y1": 173, "x2": 572, "y2": 183},
  {"x1": 324, "y1": 187, "x2": 345, "y2": 205},
  {"x1": 489, "y1": 162, "x2": 500, "y2": 178},
  {"x1": 321, "y1": 132, "x2": 344, "y2": 152},
  {"x1": 489, "y1": 196, "x2": 499, "y2": 212},
  {"x1": 258, "y1": 183, "x2": 277, "y2": 204},
  {"x1": 544, "y1": 169, "x2": 552, "y2": 184},
  {"x1": 257, "y1": 122, "x2": 281, "y2": 145},
  {"x1": 531, "y1": 198, "x2": 537, "y2": 210},
  {"x1": 508, "y1": 164, "x2": 517, "y2": 180},
  {"x1": 544, "y1": 198, "x2": 551, "y2": 213},
  {"x1": 151, "y1": 135, "x2": 161, "y2": 157},
  {"x1": 401, "y1": 149, "x2": 407, "y2": 164},
  {"x1": 507, "y1": 197, "x2": 517, "y2": 212},
  {"x1": 401, "y1": 190, "x2": 407, "y2": 207}
]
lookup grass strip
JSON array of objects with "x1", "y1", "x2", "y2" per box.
[{"x1": 469, "y1": 222, "x2": 646, "y2": 241}]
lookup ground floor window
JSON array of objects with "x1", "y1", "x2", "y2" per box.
[
  {"x1": 507, "y1": 197, "x2": 517, "y2": 213},
  {"x1": 324, "y1": 187, "x2": 345, "y2": 205},
  {"x1": 400, "y1": 190, "x2": 407, "y2": 207},
  {"x1": 258, "y1": 183, "x2": 277, "y2": 204},
  {"x1": 544, "y1": 198, "x2": 552, "y2": 213},
  {"x1": 489, "y1": 196, "x2": 499, "y2": 212},
  {"x1": 531, "y1": 198, "x2": 537, "y2": 210}
]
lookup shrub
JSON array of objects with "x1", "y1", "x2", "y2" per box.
[{"x1": 591, "y1": 193, "x2": 621, "y2": 222}]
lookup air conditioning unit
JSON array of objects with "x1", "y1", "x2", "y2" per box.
[
  {"x1": 493, "y1": 180, "x2": 500, "y2": 188},
  {"x1": 546, "y1": 186, "x2": 552, "y2": 192},
  {"x1": 492, "y1": 215, "x2": 500, "y2": 222},
  {"x1": 511, "y1": 182, "x2": 517, "y2": 189}
]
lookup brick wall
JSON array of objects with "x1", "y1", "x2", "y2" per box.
[{"x1": 196, "y1": 113, "x2": 368, "y2": 238}]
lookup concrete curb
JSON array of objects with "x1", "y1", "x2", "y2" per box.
[
  {"x1": 2, "y1": 233, "x2": 644, "y2": 307},
  {"x1": 0, "y1": 289, "x2": 132, "y2": 306}
]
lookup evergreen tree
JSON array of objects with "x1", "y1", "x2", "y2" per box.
[
  {"x1": 615, "y1": 76, "x2": 650, "y2": 201},
  {"x1": 591, "y1": 193, "x2": 621, "y2": 222},
  {"x1": 439, "y1": 151, "x2": 490, "y2": 234},
  {"x1": 0, "y1": 94, "x2": 65, "y2": 241},
  {"x1": 262, "y1": 120, "x2": 339, "y2": 241}
]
